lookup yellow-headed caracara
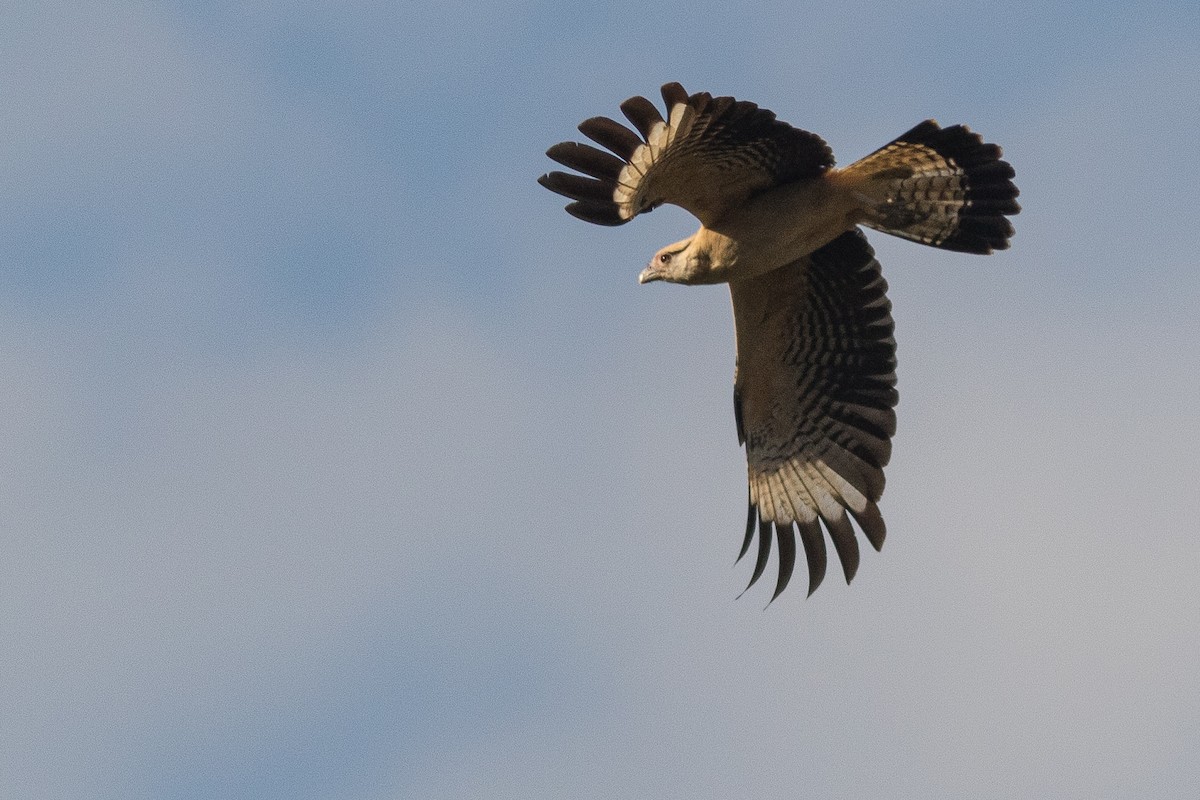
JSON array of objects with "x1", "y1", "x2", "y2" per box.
[{"x1": 539, "y1": 83, "x2": 1019, "y2": 600}]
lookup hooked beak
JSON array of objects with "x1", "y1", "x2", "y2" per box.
[{"x1": 638, "y1": 263, "x2": 663, "y2": 284}]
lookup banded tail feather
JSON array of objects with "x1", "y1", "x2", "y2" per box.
[{"x1": 842, "y1": 120, "x2": 1021, "y2": 254}]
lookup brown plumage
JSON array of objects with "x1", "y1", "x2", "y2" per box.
[{"x1": 539, "y1": 83, "x2": 1020, "y2": 600}]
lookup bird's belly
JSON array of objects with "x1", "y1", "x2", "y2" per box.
[{"x1": 713, "y1": 178, "x2": 859, "y2": 279}]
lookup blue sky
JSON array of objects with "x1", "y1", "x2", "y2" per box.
[{"x1": 3, "y1": 2, "x2": 1199, "y2": 798}]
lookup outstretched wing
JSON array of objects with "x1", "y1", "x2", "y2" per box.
[
  {"x1": 730, "y1": 229, "x2": 897, "y2": 600},
  {"x1": 538, "y1": 82, "x2": 834, "y2": 227}
]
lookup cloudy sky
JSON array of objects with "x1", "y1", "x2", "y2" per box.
[{"x1": 4, "y1": 1, "x2": 1199, "y2": 798}]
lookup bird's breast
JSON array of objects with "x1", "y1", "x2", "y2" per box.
[{"x1": 710, "y1": 177, "x2": 860, "y2": 280}]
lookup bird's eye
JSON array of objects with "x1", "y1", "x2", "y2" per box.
[{"x1": 659, "y1": 253, "x2": 671, "y2": 264}]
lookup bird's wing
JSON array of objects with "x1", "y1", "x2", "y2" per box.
[
  {"x1": 730, "y1": 229, "x2": 897, "y2": 600},
  {"x1": 538, "y1": 82, "x2": 834, "y2": 227}
]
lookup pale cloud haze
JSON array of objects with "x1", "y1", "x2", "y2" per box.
[{"x1": 2, "y1": 2, "x2": 1198, "y2": 799}]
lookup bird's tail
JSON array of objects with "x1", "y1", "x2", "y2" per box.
[{"x1": 836, "y1": 120, "x2": 1020, "y2": 254}]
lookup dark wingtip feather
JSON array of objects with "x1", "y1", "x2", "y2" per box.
[
  {"x1": 740, "y1": 514, "x2": 773, "y2": 596},
  {"x1": 737, "y1": 499, "x2": 755, "y2": 562},
  {"x1": 850, "y1": 502, "x2": 887, "y2": 552},
  {"x1": 618, "y1": 95, "x2": 664, "y2": 139},
  {"x1": 578, "y1": 116, "x2": 642, "y2": 160},
  {"x1": 823, "y1": 512, "x2": 861, "y2": 585},
  {"x1": 538, "y1": 171, "x2": 613, "y2": 204},
  {"x1": 564, "y1": 201, "x2": 625, "y2": 226},
  {"x1": 544, "y1": 141, "x2": 624, "y2": 181},
  {"x1": 795, "y1": 520, "x2": 827, "y2": 597},
  {"x1": 769, "y1": 523, "x2": 797, "y2": 604},
  {"x1": 660, "y1": 82, "x2": 688, "y2": 109}
]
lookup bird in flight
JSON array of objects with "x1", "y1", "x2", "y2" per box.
[{"x1": 539, "y1": 83, "x2": 1019, "y2": 601}]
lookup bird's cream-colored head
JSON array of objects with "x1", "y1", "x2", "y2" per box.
[
  {"x1": 638, "y1": 235, "x2": 712, "y2": 285},
  {"x1": 638, "y1": 228, "x2": 741, "y2": 285}
]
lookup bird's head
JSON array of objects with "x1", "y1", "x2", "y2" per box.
[{"x1": 639, "y1": 236, "x2": 711, "y2": 285}]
